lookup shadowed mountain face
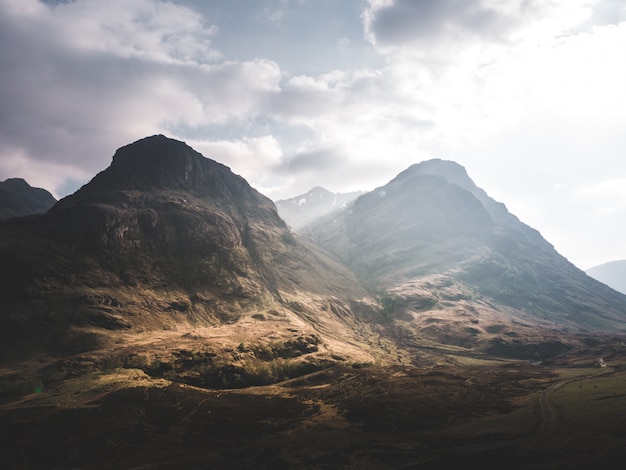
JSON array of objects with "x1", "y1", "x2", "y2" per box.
[
  {"x1": 304, "y1": 159, "x2": 626, "y2": 335},
  {"x1": 0, "y1": 135, "x2": 373, "y2": 361},
  {"x1": 47, "y1": 134, "x2": 287, "y2": 276},
  {"x1": 275, "y1": 186, "x2": 364, "y2": 230},
  {"x1": 0, "y1": 178, "x2": 56, "y2": 220}
]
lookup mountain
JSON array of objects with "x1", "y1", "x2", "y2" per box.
[
  {"x1": 275, "y1": 186, "x2": 364, "y2": 230},
  {"x1": 304, "y1": 159, "x2": 626, "y2": 354},
  {"x1": 3, "y1": 148, "x2": 624, "y2": 365},
  {"x1": 587, "y1": 260, "x2": 626, "y2": 295},
  {"x1": 0, "y1": 178, "x2": 56, "y2": 220},
  {"x1": 0, "y1": 135, "x2": 377, "y2": 369},
  {"x1": 3, "y1": 146, "x2": 626, "y2": 469}
]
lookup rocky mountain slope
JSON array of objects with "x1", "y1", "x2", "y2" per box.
[
  {"x1": 587, "y1": 259, "x2": 626, "y2": 295},
  {"x1": 304, "y1": 159, "x2": 626, "y2": 355},
  {"x1": 0, "y1": 135, "x2": 378, "y2": 370},
  {"x1": 3, "y1": 140, "x2": 626, "y2": 468},
  {"x1": 275, "y1": 186, "x2": 363, "y2": 230},
  {"x1": 0, "y1": 178, "x2": 56, "y2": 220},
  {"x1": 2, "y1": 145, "x2": 625, "y2": 367}
]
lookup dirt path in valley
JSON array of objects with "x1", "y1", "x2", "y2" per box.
[{"x1": 536, "y1": 370, "x2": 611, "y2": 438}]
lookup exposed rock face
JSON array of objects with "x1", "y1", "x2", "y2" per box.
[
  {"x1": 57, "y1": 135, "x2": 279, "y2": 223},
  {"x1": 44, "y1": 135, "x2": 286, "y2": 290},
  {"x1": 0, "y1": 178, "x2": 56, "y2": 220},
  {"x1": 305, "y1": 159, "x2": 626, "y2": 333}
]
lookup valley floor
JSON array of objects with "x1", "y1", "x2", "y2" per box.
[{"x1": 2, "y1": 350, "x2": 626, "y2": 469}]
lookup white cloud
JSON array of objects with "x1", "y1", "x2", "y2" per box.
[
  {"x1": 1, "y1": 0, "x2": 625, "y2": 266},
  {"x1": 353, "y1": 0, "x2": 626, "y2": 268},
  {"x1": 187, "y1": 135, "x2": 287, "y2": 196},
  {"x1": 581, "y1": 178, "x2": 626, "y2": 201},
  {"x1": 0, "y1": 144, "x2": 91, "y2": 199},
  {"x1": 52, "y1": 0, "x2": 221, "y2": 64},
  {"x1": 5, "y1": 0, "x2": 221, "y2": 64},
  {"x1": 191, "y1": 135, "x2": 283, "y2": 174},
  {"x1": 0, "y1": 0, "x2": 282, "y2": 196},
  {"x1": 354, "y1": 0, "x2": 626, "y2": 160}
]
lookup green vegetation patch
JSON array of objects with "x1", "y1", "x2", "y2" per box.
[{"x1": 551, "y1": 371, "x2": 626, "y2": 437}]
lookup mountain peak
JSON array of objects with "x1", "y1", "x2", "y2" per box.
[
  {"x1": 393, "y1": 159, "x2": 475, "y2": 192},
  {"x1": 2, "y1": 177, "x2": 30, "y2": 188},
  {"x1": 51, "y1": 134, "x2": 286, "y2": 238},
  {"x1": 75, "y1": 134, "x2": 231, "y2": 195},
  {"x1": 55, "y1": 134, "x2": 271, "y2": 209},
  {"x1": 276, "y1": 186, "x2": 364, "y2": 230},
  {"x1": 393, "y1": 158, "x2": 548, "y2": 247},
  {"x1": 307, "y1": 186, "x2": 334, "y2": 196},
  {"x1": 0, "y1": 177, "x2": 56, "y2": 220}
]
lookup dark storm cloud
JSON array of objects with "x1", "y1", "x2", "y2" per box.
[{"x1": 365, "y1": 0, "x2": 526, "y2": 48}]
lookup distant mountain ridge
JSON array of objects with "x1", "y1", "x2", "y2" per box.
[
  {"x1": 587, "y1": 260, "x2": 626, "y2": 295},
  {"x1": 396, "y1": 159, "x2": 547, "y2": 246},
  {"x1": 0, "y1": 178, "x2": 56, "y2": 220},
  {"x1": 304, "y1": 159, "x2": 626, "y2": 344},
  {"x1": 275, "y1": 186, "x2": 364, "y2": 230}
]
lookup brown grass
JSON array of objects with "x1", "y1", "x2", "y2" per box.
[{"x1": 3, "y1": 345, "x2": 626, "y2": 469}]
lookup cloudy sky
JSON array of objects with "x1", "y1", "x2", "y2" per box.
[{"x1": 1, "y1": 0, "x2": 625, "y2": 269}]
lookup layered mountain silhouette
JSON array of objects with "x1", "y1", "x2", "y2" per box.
[
  {"x1": 0, "y1": 178, "x2": 56, "y2": 220},
  {"x1": 1, "y1": 139, "x2": 625, "y2": 366},
  {"x1": 587, "y1": 260, "x2": 626, "y2": 295},
  {"x1": 3, "y1": 138, "x2": 626, "y2": 469},
  {"x1": 0, "y1": 135, "x2": 373, "y2": 362},
  {"x1": 303, "y1": 159, "x2": 626, "y2": 350},
  {"x1": 275, "y1": 186, "x2": 363, "y2": 230}
]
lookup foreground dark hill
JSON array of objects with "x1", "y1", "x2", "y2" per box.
[
  {"x1": 305, "y1": 159, "x2": 626, "y2": 353},
  {"x1": 0, "y1": 135, "x2": 376, "y2": 365},
  {"x1": 275, "y1": 186, "x2": 364, "y2": 230},
  {"x1": 0, "y1": 178, "x2": 56, "y2": 220},
  {"x1": 586, "y1": 259, "x2": 626, "y2": 295}
]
